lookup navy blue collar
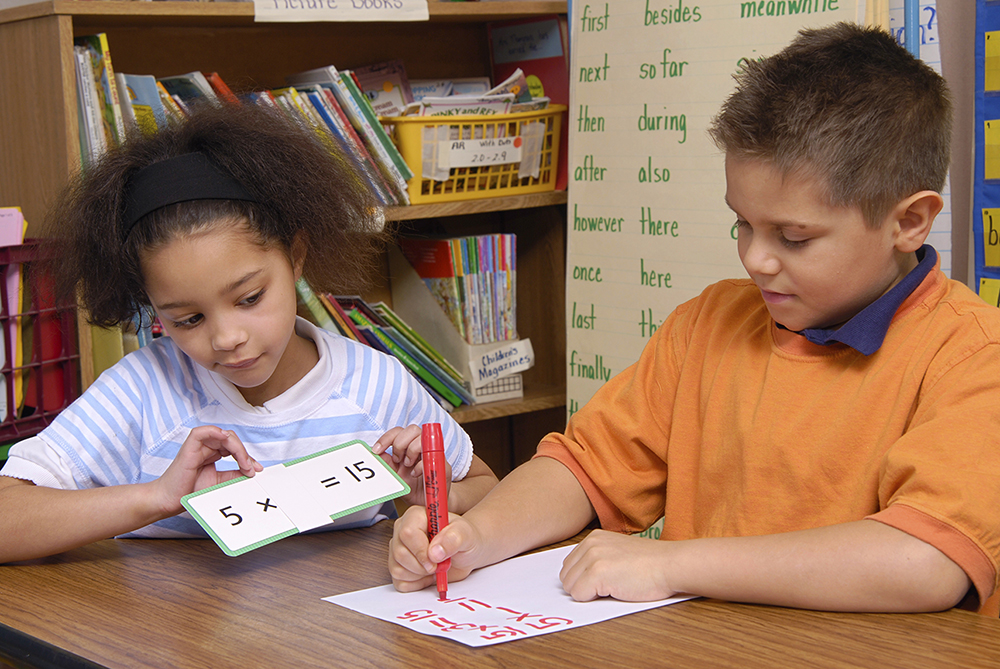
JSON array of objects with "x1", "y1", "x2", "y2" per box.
[{"x1": 776, "y1": 245, "x2": 936, "y2": 356}]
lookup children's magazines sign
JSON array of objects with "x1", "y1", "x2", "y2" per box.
[
  {"x1": 325, "y1": 545, "x2": 693, "y2": 647},
  {"x1": 254, "y1": 0, "x2": 429, "y2": 23}
]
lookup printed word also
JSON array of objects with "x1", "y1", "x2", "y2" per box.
[{"x1": 638, "y1": 156, "x2": 670, "y2": 183}]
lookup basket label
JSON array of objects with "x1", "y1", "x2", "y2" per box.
[{"x1": 444, "y1": 137, "x2": 522, "y2": 168}]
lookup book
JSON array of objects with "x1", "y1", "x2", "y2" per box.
[
  {"x1": 370, "y1": 301, "x2": 464, "y2": 385},
  {"x1": 117, "y1": 73, "x2": 166, "y2": 133},
  {"x1": 414, "y1": 94, "x2": 514, "y2": 117},
  {"x1": 346, "y1": 306, "x2": 464, "y2": 408},
  {"x1": 397, "y1": 238, "x2": 465, "y2": 341},
  {"x1": 352, "y1": 59, "x2": 414, "y2": 117},
  {"x1": 488, "y1": 15, "x2": 570, "y2": 189},
  {"x1": 158, "y1": 71, "x2": 219, "y2": 106},
  {"x1": 73, "y1": 46, "x2": 105, "y2": 165},
  {"x1": 156, "y1": 81, "x2": 187, "y2": 122},
  {"x1": 75, "y1": 33, "x2": 125, "y2": 149},
  {"x1": 318, "y1": 293, "x2": 364, "y2": 343},
  {"x1": 286, "y1": 66, "x2": 412, "y2": 204},
  {"x1": 339, "y1": 70, "x2": 415, "y2": 181},
  {"x1": 450, "y1": 77, "x2": 492, "y2": 96},
  {"x1": 409, "y1": 79, "x2": 453, "y2": 101},
  {"x1": 205, "y1": 72, "x2": 240, "y2": 105},
  {"x1": 295, "y1": 278, "x2": 337, "y2": 332}
]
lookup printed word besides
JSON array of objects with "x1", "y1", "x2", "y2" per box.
[
  {"x1": 640, "y1": 207, "x2": 680, "y2": 236},
  {"x1": 645, "y1": 0, "x2": 702, "y2": 26},
  {"x1": 571, "y1": 302, "x2": 597, "y2": 330},
  {"x1": 579, "y1": 53, "x2": 611, "y2": 83},
  {"x1": 569, "y1": 351, "x2": 612, "y2": 382},
  {"x1": 579, "y1": 3, "x2": 610, "y2": 32},
  {"x1": 638, "y1": 48, "x2": 688, "y2": 79},
  {"x1": 640, "y1": 258, "x2": 672, "y2": 288},
  {"x1": 573, "y1": 204, "x2": 622, "y2": 233}
]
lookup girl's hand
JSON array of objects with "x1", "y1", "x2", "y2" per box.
[
  {"x1": 154, "y1": 425, "x2": 262, "y2": 516},
  {"x1": 372, "y1": 425, "x2": 451, "y2": 507},
  {"x1": 389, "y1": 505, "x2": 478, "y2": 592}
]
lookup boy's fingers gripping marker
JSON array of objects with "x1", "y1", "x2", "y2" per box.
[{"x1": 421, "y1": 423, "x2": 450, "y2": 600}]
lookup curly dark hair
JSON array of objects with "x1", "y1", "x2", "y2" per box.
[
  {"x1": 42, "y1": 101, "x2": 390, "y2": 327},
  {"x1": 708, "y1": 22, "x2": 952, "y2": 228}
]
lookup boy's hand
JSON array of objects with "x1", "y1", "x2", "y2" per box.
[
  {"x1": 372, "y1": 425, "x2": 451, "y2": 507},
  {"x1": 154, "y1": 425, "x2": 262, "y2": 516},
  {"x1": 559, "y1": 529, "x2": 680, "y2": 602},
  {"x1": 388, "y1": 505, "x2": 480, "y2": 592}
]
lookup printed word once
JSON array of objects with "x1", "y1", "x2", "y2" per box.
[
  {"x1": 572, "y1": 265, "x2": 603, "y2": 282},
  {"x1": 579, "y1": 53, "x2": 611, "y2": 82},
  {"x1": 638, "y1": 48, "x2": 688, "y2": 79},
  {"x1": 580, "y1": 3, "x2": 610, "y2": 31},
  {"x1": 645, "y1": 0, "x2": 702, "y2": 25},
  {"x1": 573, "y1": 204, "x2": 623, "y2": 233}
]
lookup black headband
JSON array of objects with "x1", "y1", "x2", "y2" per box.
[{"x1": 122, "y1": 153, "x2": 258, "y2": 240}]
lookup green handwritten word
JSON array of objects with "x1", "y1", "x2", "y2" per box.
[
  {"x1": 639, "y1": 156, "x2": 670, "y2": 183},
  {"x1": 639, "y1": 48, "x2": 688, "y2": 79},
  {"x1": 645, "y1": 0, "x2": 702, "y2": 25},
  {"x1": 637, "y1": 104, "x2": 687, "y2": 143},
  {"x1": 639, "y1": 307, "x2": 665, "y2": 337},
  {"x1": 580, "y1": 3, "x2": 610, "y2": 31},
  {"x1": 577, "y1": 105, "x2": 606, "y2": 133},
  {"x1": 731, "y1": 221, "x2": 740, "y2": 240},
  {"x1": 568, "y1": 398, "x2": 580, "y2": 417},
  {"x1": 740, "y1": 0, "x2": 839, "y2": 19},
  {"x1": 640, "y1": 258, "x2": 672, "y2": 288},
  {"x1": 569, "y1": 351, "x2": 612, "y2": 382},
  {"x1": 574, "y1": 204, "x2": 623, "y2": 232},
  {"x1": 572, "y1": 302, "x2": 597, "y2": 330},
  {"x1": 572, "y1": 265, "x2": 603, "y2": 282},
  {"x1": 576, "y1": 154, "x2": 608, "y2": 181},
  {"x1": 640, "y1": 207, "x2": 679, "y2": 236},
  {"x1": 579, "y1": 53, "x2": 610, "y2": 82}
]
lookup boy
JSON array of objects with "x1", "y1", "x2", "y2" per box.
[{"x1": 388, "y1": 23, "x2": 1000, "y2": 615}]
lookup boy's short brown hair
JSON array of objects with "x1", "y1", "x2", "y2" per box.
[{"x1": 708, "y1": 22, "x2": 952, "y2": 228}]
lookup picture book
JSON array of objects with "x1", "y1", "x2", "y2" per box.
[
  {"x1": 397, "y1": 238, "x2": 465, "y2": 340},
  {"x1": 205, "y1": 72, "x2": 240, "y2": 104},
  {"x1": 117, "y1": 73, "x2": 166, "y2": 133},
  {"x1": 73, "y1": 46, "x2": 106, "y2": 164},
  {"x1": 414, "y1": 94, "x2": 514, "y2": 117},
  {"x1": 75, "y1": 33, "x2": 125, "y2": 149},
  {"x1": 450, "y1": 77, "x2": 492, "y2": 96},
  {"x1": 409, "y1": 79, "x2": 453, "y2": 101},
  {"x1": 158, "y1": 71, "x2": 219, "y2": 106},
  {"x1": 352, "y1": 59, "x2": 414, "y2": 117}
]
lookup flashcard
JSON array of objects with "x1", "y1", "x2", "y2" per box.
[
  {"x1": 182, "y1": 440, "x2": 409, "y2": 556},
  {"x1": 325, "y1": 545, "x2": 694, "y2": 647}
]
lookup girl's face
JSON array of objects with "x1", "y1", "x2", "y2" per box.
[{"x1": 140, "y1": 220, "x2": 317, "y2": 406}]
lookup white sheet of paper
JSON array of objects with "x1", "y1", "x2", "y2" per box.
[{"x1": 324, "y1": 545, "x2": 694, "y2": 647}]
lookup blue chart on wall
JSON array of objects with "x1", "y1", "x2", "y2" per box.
[{"x1": 975, "y1": 0, "x2": 1000, "y2": 305}]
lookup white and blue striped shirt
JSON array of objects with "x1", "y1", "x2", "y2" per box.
[{"x1": 1, "y1": 318, "x2": 473, "y2": 537}]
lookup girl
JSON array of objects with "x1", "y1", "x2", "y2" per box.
[{"x1": 0, "y1": 102, "x2": 496, "y2": 563}]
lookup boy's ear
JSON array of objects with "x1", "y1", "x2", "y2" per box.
[
  {"x1": 290, "y1": 231, "x2": 308, "y2": 280},
  {"x1": 889, "y1": 190, "x2": 943, "y2": 253}
]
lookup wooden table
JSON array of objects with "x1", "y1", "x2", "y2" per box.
[{"x1": 2, "y1": 521, "x2": 999, "y2": 668}]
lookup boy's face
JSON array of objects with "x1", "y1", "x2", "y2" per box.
[
  {"x1": 141, "y1": 221, "x2": 316, "y2": 406},
  {"x1": 726, "y1": 157, "x2": 915, "y2": 332}
]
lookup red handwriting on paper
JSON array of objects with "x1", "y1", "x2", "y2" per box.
[{"x1": 397, "y1": 599, "x2": 575, "y2": 641}]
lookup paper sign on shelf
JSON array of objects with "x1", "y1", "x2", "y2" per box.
[
  {"x1": 181, "y1": 440, "x2": 409, "y2": 556},
  {"x1": 254, "y1": 0, "x2": 429, "y2": 23}
]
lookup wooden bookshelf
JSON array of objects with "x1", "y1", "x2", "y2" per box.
[{"x1": 0, "y1": 0, "x2": 568, "y2": 471}]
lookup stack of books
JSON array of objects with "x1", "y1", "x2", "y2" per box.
[
  {"x1": 295, "y1": 281, "x2": 474, "y2": 411},
  {"x1": 399, "y1": 234, "x2": 517, "y2": 346}
]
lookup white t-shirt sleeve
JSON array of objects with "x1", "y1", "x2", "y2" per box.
[{"x1": 0, "y1": 435, "x2": 81, "y2": 490}]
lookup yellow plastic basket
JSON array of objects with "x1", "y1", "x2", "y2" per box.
[{"x1": 383, "y1": 105, "x2": 565, "y2": 204}]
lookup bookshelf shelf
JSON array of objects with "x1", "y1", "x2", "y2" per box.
[{"x1": 0, "y1": 0, "x2": 568, "y2": 471}]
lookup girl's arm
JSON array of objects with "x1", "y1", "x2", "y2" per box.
[{"x1": 0, "y1": 425, "x2": 261, "y2": 563}]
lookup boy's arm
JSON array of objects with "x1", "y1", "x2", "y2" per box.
[
  {"x1": 560, "y1": 520, "x2": 971, "y2": 612},
  {"x1": 389, "y1": 456, "x2": 595, "y2": 591}
]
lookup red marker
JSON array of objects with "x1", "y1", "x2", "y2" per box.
[{"x1": 421, "y1": 422, "x2": 450, "y2": 601}]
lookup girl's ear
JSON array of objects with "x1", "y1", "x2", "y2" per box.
[{"x1": 290, "y1": 231, "x2": 308, "y2": 280}]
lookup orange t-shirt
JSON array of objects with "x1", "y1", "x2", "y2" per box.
[{"x1": 538, "y1": 267, "x2": 1000, "y2": 615}]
